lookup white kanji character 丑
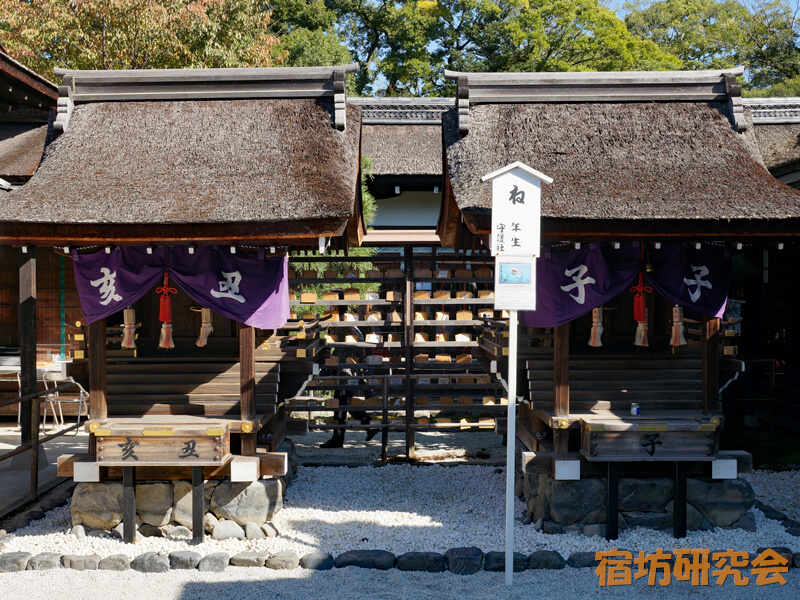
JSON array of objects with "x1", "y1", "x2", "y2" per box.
[{"x1": 210, "y1": 271, "x2": 246, "y2": 303}]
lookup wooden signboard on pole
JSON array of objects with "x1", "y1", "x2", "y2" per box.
[{"x1": 481, "y1": 162, "x2": 552, "y2": 586}]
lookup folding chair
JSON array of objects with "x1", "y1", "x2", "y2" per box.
[
  {"x1": 16, "y1": 370, "x2": 59, "y2": 432},
  {"x1": 42, "y1": 372, "x2": 89, "y2": 434}
]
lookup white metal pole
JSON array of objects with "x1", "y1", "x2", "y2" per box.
[{"x1": 505, "y1": 309, "x2": 518, "y2": 586}]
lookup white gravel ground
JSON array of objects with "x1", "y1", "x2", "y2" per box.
[
  {"x1": 3, "y1": 465, "x2": 799, "y2": 561},
  {"x1": 744, "y1": 470, "x2": 800, "y2": 521},
  {"x1": 2, "y1": 565, "x2": 799, "y2": 600}
]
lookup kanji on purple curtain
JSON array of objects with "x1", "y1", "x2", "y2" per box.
[
  {"x1": 521, "y1": 242, "x2": 641, "y2": 327},
  {"x1": 71, "y1": 246, "x2": 289, "y2": 329},
  {"x1": 72, "y1": 247, "x2": 166, "y2": 324},
  {"x1": 168, "y1": 246, "x2": 289, "y2": 329},
  {"x1": 645, "y1": 242, "x2": 732, "y2": 318}
]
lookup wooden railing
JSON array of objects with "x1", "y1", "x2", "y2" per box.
[{"x1": 0, "y1": 381, "x2": 83, "y2": 502}]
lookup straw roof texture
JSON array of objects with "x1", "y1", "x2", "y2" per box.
[
  {"x1": 1, "y1": 99, "x2": 361, "y2": 229},
  {"x1": 753, "y1": 123, "x2": 800, "y2": 170},
  {"x1": 0, "y1": 122, "x2": 47, "y2": 178},
  {"x1": 444, "y1": 102, "x2": 800, "y2": 227},
  {"x1": 361, "y1": 125, "x2": 442, "y2": 176}
]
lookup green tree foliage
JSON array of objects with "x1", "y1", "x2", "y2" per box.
[
  {"x1": 0, "y1": 0, "x2": 282, "y2": 79},
  {"x1": 268, "y1": 0, "x2": 353, "y2": 67},
  {"x1": 626, "y1": 0, "x2": 800, "y2": 94},
  {"x1": 624, "y1": 0, "x2": 747, "y2": 69},
  {"x1": 328, "y1": 0, "x2": 682, "y2": 95}
]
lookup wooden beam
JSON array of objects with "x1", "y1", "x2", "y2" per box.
[
  {"x1": 88, "y1": 319, "x2": 107, "y2": 446},
  {"x1": 0, "y1": 219, "x2": 348, "y2": 247},
  {"x1": 18, "y1": 247, "x2": 36, "y2": 445},
  {"x1": 553, "y1": 323, "x2": 570, "y2": 455},
  {"x1": 554, "y1": 324, "x2": 569, "y2": 417},
  {"x1": 462, "y1": 217, "x2": 800, "y2": 243},
  {"x1": 404, "y1": 246, "x2": 415, "y2": 459},
  {"x1": 702, "y1": 316, "x2": 720, "y2": 415},
  {"x1": 239, "y1": 322, "x2": 256, "y2": 456}
]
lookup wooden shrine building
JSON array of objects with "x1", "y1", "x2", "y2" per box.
[
  {"x1": 438, "y1": 66, "x2": 800, "y2": 468},
  {"x1": 0, "y1": 66, "x2": 364, "y2": 488}
]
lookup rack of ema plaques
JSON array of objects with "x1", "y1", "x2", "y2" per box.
[{"x1": 280, "y1": 249, "x2": 509, "y2": 456}]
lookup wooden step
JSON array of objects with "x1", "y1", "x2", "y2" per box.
[
  {"x1": 108, "y1": 382, "x2": 278, "y2": 395},
  {"x1": 108, "y1": 400, "x2": 278, "y2": 417},
  {"x1": 528, "y1": 379, "x2": 701, "y2": 392},
  {"x1": 107, "y1": 393, "x2": 278, "y2": 404},
  {"x1": 530, "y1": 389, "x2": 702, "y2": 402},
  {"x1": 107, "y1": 362, "x2": 279, "y2": 375},
  {"x1": 527, "y1": 369, "x2": 702, "y2": 381},
  {"x1": 526, "y1": 358, "x2": 702, "y2": 370},
  {"x1": 108, "y1": 373, "x2": 279, "y2": 386},
  {"x1": 530, "y1": 400, "x2": 702, "y2": 411}
]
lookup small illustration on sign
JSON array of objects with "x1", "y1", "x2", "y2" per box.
[{"x1": 499, "y1": 262, "x2": 531, "y2": 285}]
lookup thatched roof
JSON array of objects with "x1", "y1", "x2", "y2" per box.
[
  {"x1": 443, "y1": 101, "x2": 800, "y2": 237},
  {"x1": 0, "y1": 121, "x2": 48, "y2": 179},
  {"x1": 362, "y1": 124, "x2": 441, "y2": 176},
  {"x1": 0, "y1": 98, "x2": 361, "y2": 242},
  {"x1": 753, "y1": 123, "x2": 800, "y2": 170}
]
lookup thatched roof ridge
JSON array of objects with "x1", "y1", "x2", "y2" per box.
[
  {"x1": 443, "y1": 101, "x2": 800, "y2": 229},
  {"x1": 0, "y1": 99, "x2": 361, "y2": 236},
  {"x1": 362, "y1": 124, "x2": 441, "y2": 176}
]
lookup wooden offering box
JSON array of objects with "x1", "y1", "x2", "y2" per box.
[{"x1": 94, "y1": 421, "x2": 231, "y2": 467}]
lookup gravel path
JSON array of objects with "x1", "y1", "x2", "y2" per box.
[
  {"x1": 1, "y1": 565, "x2": 799, "y2": 600},
  {"x1": 744, "y1": 470, "x2": 800, "y2": 521},
  {"x1": 3, "y1": 465, "x2": 799, "y2": 559},
  {"x1": 294, "y1": 429, "x2": 506, "y2": 465}
]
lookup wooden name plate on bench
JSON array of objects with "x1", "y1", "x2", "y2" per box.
[{"x1": 91, "y1": 421, "x2": 231, "y2": 467}]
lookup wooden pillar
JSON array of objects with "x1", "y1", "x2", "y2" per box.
[
  {"x1": 239, "y1": 322, "x2": 256, "y2": 455},
  {"x1": 702, "y1": 316, "x2": 720, "y2": 415},
  {"x1": 122, "y1": 466, "x2": 136, "y2": 544},
  {"x1": 88, "y1": 319, "x2": 107, "y2": 456},
  {"x1": 18, "y1": 247, "x2": 37, "y2": 444},
  {"x1": 674, "y1": 461, "x2": 688, "y2": 539},
  {"x1": 553, "y1": 323, "x2": 570, "y2": 454},
  {"x1": 403, "y1": 246, "x2": 415, "y2": 458},
  {"x1": 192, "y1": 466, "x2": 204, "y2": 544},
  {"x1": 606, "y1": 462, "x2": 619, "y2": 541}
]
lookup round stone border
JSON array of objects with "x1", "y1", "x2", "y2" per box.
[{"x1": 0, "y1": 545, "x2": 798, "y2": 574}]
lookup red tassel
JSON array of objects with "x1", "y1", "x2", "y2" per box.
[
  {"x1": 156, "y1": 272, "x2": 177, "y2": 350},
  {"x1": 633, "y1": 293, "x2": 647, "y2": 322},
  {"x1": 630, "y1": 272, "x2": 652, "y2": 323},
  {"x1": 157, "y1": 272, "x2": 177, "y2": 322}
]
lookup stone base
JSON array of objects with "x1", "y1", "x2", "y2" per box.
[
  {"x1": 521, "y1": 473, "x2": 756, "y2": 534},
  {"x1": 70, "y1": 438, "x2": 300, "y2": 537}
]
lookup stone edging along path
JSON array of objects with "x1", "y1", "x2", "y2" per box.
[{"x1": 0, "y1": 545, "x2": 798, "y2": 574}]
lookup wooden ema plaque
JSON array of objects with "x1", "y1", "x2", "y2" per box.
[{"x1": 93, "y1": 422, "x2": 231, "y2": 467}]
